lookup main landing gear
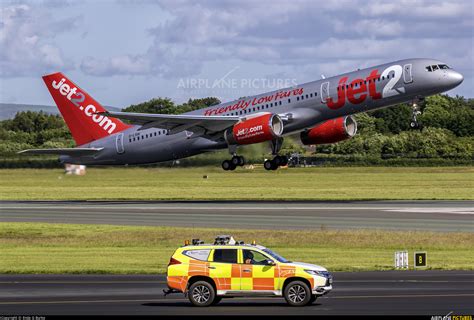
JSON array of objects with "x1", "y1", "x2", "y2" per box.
[
  {"x1": 263, "y1": 155, "x2": 289, "y2": 171},
  {"x1": 222, "y1": 155, "x2": 245, "y2": 171},
  {"x1": 263, "y1": 137, "x2": 288, "y2": 171}
]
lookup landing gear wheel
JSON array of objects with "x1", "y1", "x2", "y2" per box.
[
  {"x1": 222, "y1": 160, "x2": 236, "y2": 171},
  {"x1": 238, "y1": 156, "x2": 245, "y2": 166},
  {"x1": 188, "y1": 281, "x2": 216, "y2": 307},
  {"x1": 279, "y1": 156, "x2": 289, "y2": 166},
  {"x1": 410, "y1": 121, "x2": 419, "y2": 129},
  {"x1": 264, "y1": 159, "x2": 274, "y2": 171},
  {"x1": 284, "y1": 280, "x2": 311, "y2": 307},
  {"x1": 231, "y1": 156, "x2": 240, "y2": 166},
  {"x1": 273, "y1": 156, "x2": 282, "y2": 166}
]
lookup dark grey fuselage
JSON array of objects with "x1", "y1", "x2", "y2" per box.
[{"x1": 63, "y1": 58, "x2": 463, "y2": 165}]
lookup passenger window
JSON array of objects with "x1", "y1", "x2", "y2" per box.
[
  {"x1": 213, "y1": 249, "x2": 238, "y2": 263},
  {"x1": 183, "y1": 249, "x2": 211, "y2": 261},
  {"x1": 242, "y1": 249, "x2": 271, "y2": 265}
]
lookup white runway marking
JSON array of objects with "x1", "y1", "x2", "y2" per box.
[{"x1": 385, "y1": 208, "x2": 474, "y2": 215}]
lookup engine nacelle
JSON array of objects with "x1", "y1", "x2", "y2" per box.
[
  {"x1": 300, "y1": 116, "x2": 357, "y2": 145},
  {"x1": 225, "y1": 113, "x2": 283, "y2": 145}
]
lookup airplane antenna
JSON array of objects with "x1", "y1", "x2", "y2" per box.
[{"x1": 321, "y1": 74, "x2": 326, "y2": 79}]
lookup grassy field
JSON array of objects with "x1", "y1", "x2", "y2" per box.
[
  {"x1": 0, "y1": 222, "x2": 472, "y2": 273},
  {"x1": 0, "y1": 166, "x2": 473, "y2": 200}
]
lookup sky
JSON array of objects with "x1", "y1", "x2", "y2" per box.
[{"x1": 1, "y1": 0, "x2": 473, "y2": 108}]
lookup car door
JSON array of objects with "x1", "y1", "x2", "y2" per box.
[
  {"x1": 241, "y1": 249, "x2": 276, "y2": 291},
  {"x1": 209, "y1": 248, "x2": 240, "y2": 292}
]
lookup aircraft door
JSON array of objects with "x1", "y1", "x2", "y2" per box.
[
  {"x1": 115, "y1": 133, "x2": 125, "y2": 154},
  {"x1": 320, "y1": 82, "x2": 330, "y2": 103},
  {"x1": 403, "y1": 64, "x2": 413, "y2": 83}
]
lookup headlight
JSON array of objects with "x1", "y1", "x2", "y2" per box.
[{"x1": 305, "y1": 270, "x2": 331, "y2": 278}]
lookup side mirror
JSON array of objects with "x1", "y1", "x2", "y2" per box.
[{"x1": 266, "y1": 260, "x2": 276, "y2": 266}]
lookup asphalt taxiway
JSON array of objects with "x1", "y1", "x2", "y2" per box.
[
  {"x1": 1, "y1": 200, "x2": 473, "y2": 231},
  {"x1": 0, "y1": 271, "x2": 472, "y2": 315}
]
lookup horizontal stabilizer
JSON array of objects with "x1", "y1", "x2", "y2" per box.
[{"x1": 18, "y1": 148, "x2": 104, "y2": 156}]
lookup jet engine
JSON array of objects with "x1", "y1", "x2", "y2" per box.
[
  {"x1": 225, "y1": 113, "x2": 283, "y2": 145},
  {"x1": 300, "y1": 116, "x2": 357, "y2": 145}
]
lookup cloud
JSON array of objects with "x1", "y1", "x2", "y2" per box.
[
  {"x1": 81, "y1": 55, "x2": 151, "y2": 77},
  {"x1": 0, "y1": 4, "x2": 79, "y2": 77},
  {"x1": 78, "y1": 0, "x2": 473, "y2": 82}
]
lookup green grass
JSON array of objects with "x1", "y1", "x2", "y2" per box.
[
  {"x1": 0, "y1": 222, "x2": 472, "y2": 273},
  {"x1": 1, "y1": 166, "x2": 473, "y2": 200}
]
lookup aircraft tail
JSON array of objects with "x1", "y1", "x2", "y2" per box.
[{"x1": 42, "y1": 72, "x2": 131, "y2": 146}]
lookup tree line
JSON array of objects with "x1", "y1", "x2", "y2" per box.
[{"x1": 0, "y1": 94, "x2": 472, "y2": 166}]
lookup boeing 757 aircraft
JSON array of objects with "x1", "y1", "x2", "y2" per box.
[{"x1": 20, "y1": 58, "x2": 463, "y2": 170}]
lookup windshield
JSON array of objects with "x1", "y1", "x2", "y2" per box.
[{"x1": 263, "y1": 248, "x2": 290, "y2": 263}]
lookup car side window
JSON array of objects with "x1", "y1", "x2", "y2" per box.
[
  {"x1": 242, "y1": 249, "x2": 271, "y2": 265},
  {"x1": 213, "y1": 249, "x2": 238, "y2": 263},
  {"x1": 183, "y1": 249, "x2": 211, "y2": 261}
]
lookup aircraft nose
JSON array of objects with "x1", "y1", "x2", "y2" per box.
[{"x1": 448, "y1": 70, "x2": 464, "y2": 87}]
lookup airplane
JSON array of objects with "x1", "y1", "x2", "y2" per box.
[{"x1": 20, "y1": 58, "x2": 463, "y2": 171}]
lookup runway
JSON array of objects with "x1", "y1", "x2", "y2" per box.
[
  {"x1": 1, "y1": 200, "x2": 473, "y2": 231},
  {"x1": 0, "y1": 271, "x2": 472, "y2": 315}
]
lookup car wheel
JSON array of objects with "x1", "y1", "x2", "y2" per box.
[
  {"x1": 188, "y1": 281, "x2": 216, "y2": 307},
  {"x1": 284, "y1": 281, "x2": 311, "y2": 307}
]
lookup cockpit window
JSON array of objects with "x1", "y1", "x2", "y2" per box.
[{"x1": 426, "y1": 64, "x2": 450, "y2": 72}]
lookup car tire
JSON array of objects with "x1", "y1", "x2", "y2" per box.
[
  {"x1": 309, "y1": 295, "x2": 317, "y2": 304},
  {"x1": 283, "y1": 280, "x2": 311, "y2": 307},
  {"x1": 211, "y1": 296, "x2": 222, "y2": 305},
  {"x1": 188, "y1": 281, "x2": 216, "y2": 307}
]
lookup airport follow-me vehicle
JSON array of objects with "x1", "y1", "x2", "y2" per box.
[
  {"x1": 20, "y1": 58, "x2": 463, "y2": 170},
  {"x1": 165, "y1": 235, "x2": 332, "y2": 307}
]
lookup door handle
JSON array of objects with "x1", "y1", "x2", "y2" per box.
[
  {"x1": 208, "y1": 266, "x2": 216, "y2": 269},
  {"x1": 243, "y1": 269, "x2": 251, "y2": 272}
]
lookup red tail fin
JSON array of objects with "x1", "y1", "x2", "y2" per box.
[{"x1": 42, "y1": 72, "x2": 131, "y2": 146}]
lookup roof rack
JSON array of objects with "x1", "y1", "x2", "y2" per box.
[{"x1": 183, "y1": 235, "x2": 247, "y2": 246}]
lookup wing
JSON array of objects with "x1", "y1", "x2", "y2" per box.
[
  {"x1": 100, "y1": 111, "x2": 240, "y2": 134},
  {"x1": 18, "y1": 148, "x2": 104, "y2": 156}
]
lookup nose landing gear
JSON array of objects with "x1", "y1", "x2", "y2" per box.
[{"x1": 409, "y1": 98, "x2": 423, "y2": 129}]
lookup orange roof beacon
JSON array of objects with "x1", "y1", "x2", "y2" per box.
[{"x1": 165, "y1": 235, "x2": 332, "y2": 307}]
